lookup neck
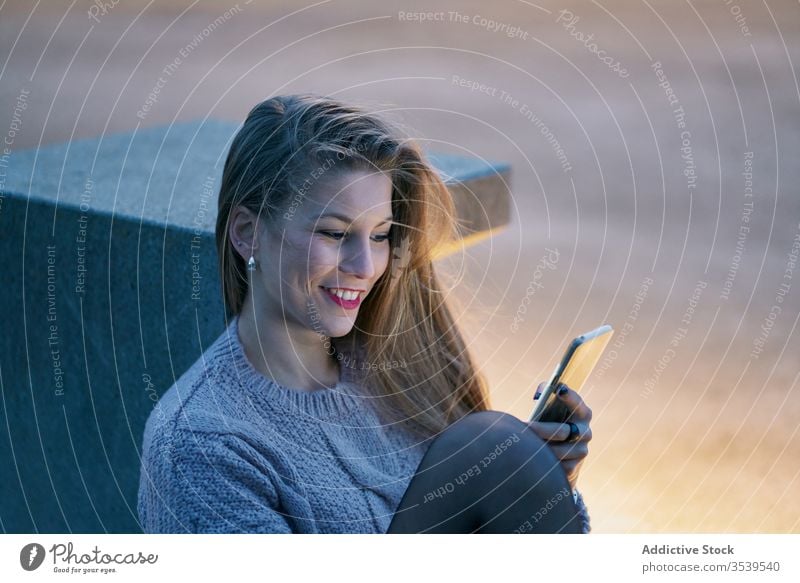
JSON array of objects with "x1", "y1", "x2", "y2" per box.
[{"x1": 236, "y1": 294, "x2": 340, "y2": 392}]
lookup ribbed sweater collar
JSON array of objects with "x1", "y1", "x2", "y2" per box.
[{"x1": 213, "y1": 315, "x2": 363, "y2": 420}]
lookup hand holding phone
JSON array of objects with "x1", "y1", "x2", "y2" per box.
[{"x1": 529, "y1": 325, "x2": 613, "y2": 423}]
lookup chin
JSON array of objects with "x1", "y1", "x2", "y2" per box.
[
  {"x1": 308, "y1": 313, "x2": 355, "y2": 339},
  {"x1": 325, "y1": 319, "x2": 356, "y2": 338}
]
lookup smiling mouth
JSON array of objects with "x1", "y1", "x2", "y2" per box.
[{"x1": 320, "y1": 286, "x2": 364, "y2": 310}]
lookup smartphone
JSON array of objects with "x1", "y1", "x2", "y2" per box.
[{"x1": 528, "y1": 325, "x2": 614, "y2": 424}]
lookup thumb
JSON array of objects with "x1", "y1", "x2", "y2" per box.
[{"x1": 534, "y1": 381, "x2": 548, "y2": 400}]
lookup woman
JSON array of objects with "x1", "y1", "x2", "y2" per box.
[{"x1": 137, "y1": 94, "x2": 592, "y2": 533}]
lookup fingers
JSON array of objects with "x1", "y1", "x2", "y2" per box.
[
  {"x1": 555, "y1": 384, "x2": 592, "y2": 423},
  {"x1": 526, "y1": 420, "x2": 568, "y2": 441},
  {"x1": 526, "y1": 420, "x2": 592, "y2": 443},
  {"x1": 560, "y1": 459, "x2": 583, "y2": 486},
  {"x1": 525, "y1": 407, "x2": 590, "y2": 488},
  {"x1": 548, "y1": 441, "x2": 589, "y2": 462}
]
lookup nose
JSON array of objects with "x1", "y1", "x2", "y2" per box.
[{"x1": 338, "y1": 235, "x2": 375, "y2": 281}]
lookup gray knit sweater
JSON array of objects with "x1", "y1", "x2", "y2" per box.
[{"x1": 137, "y1": 316, "x2": 591, "y2": 533}]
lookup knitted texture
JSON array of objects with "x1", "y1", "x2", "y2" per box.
[
  {"x1": 575, "y1": 490, "x2": 591, "y2": 533},
  {"x1": 137, "y1": 316, "x2": 591, "y2": 533}
]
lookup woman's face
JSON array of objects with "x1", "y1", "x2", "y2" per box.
[{"x1": 253, "y1": 169, "x2": 394, "y2": 339}]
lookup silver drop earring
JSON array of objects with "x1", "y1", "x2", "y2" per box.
[{"x1": 247, "y1": 255, "x2": 256, "y2": 272}]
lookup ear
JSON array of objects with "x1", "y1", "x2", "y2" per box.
[{"x1": 228, "y1": 206, "x2": 262, "y2": 262}]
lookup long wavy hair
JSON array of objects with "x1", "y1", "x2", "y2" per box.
[{"x1": 215, "y1": 94, "x2": 490, "y2": 440}]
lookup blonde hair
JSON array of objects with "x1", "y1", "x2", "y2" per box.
[{"x1": 215, "y1": 94, "x2": 490, "y2": 439}]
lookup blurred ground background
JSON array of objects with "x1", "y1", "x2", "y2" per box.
[{"x1": 1, "y1": 0, "x2": 798, "y2": 532}]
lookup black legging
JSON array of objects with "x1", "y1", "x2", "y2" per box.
[{"x1": 387, "y1": 410, "x2": 582, "y2": 533}]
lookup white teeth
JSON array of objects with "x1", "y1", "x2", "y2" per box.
[{"x1": 326, "y1": 288, "x2": 361, "y2": 301}]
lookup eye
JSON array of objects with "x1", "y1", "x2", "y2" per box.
[
  {"x1": 318, "y1": 231, "x2": 391, "y2": 242},
  {"x1": 320, "y1": 231, "x2": 346, "y2": 240}
]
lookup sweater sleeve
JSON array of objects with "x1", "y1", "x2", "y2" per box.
[
  {"x1": 574, "y1": 489, "x2": 591, "y2": 533},
  {"x1": 139, "y1": 429, "x2": 296, "y2": 533}
]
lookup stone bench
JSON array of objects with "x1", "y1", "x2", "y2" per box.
[{"x1": 0, "y1": 120, "x2": 510, "y2": 533}]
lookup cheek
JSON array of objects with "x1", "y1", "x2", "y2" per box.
[
  {"x1": 275, "y1": 233, "x2": 322, "y2": 291},
  {"x1": 306, "y1": 239, "x2": 339, "y2": 278},
  {"x1": 375, "y1": 245, "x2": 391, "y2": 276}
]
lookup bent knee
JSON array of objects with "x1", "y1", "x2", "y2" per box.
[
  {"x1": 453, "y1": 410, "x2": 530, "y2": 435},
  {"x1": 446, "y1": 410, "x2": 544, "y2": 452}
]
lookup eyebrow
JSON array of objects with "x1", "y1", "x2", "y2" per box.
[{"x1": 316, "y1": 212, "x2": 394, "y2": 226}]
